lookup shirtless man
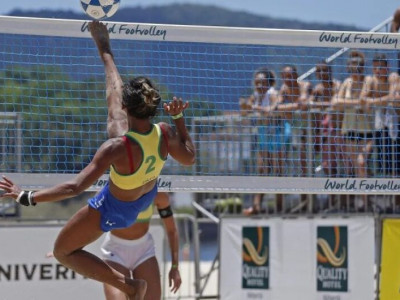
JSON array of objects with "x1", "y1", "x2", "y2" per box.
[
  {"x1": 276, "y1": 65, "x2": 312, "y2": 208},
  {"x1": 309, "y1": 62, "x2": 343, "y2": 177},
  {"x1": 278, "y1": 65, "x2": 312, "y2": 178},
  {"x1": 390, "y1": 7, "x2": 400, "y2": 74},
  {"x1": 360, "y1": 53, "x2": 399, "y2": 175},
  {"x1": 333, "y1": 50, "x2": 373, "y2": 211},
  {"x1": 390, "y1": 7, "x2": 400, "y2": 33}
]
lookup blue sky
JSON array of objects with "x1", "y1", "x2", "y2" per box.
[{"x1": 0, "y1": 0, "x2": 398, "y2": 29}]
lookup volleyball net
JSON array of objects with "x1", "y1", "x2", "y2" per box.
[{"x1": 1, "y1": 16, "x2": 400, "y2": 194}]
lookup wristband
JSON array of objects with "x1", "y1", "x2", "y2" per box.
[
  {"x1": 171, "y1": 112, "x2": 183, "y2": 120},
  {"x1": 171, "y1": 264, "x2": 179, "y2": 269},
  {"x1": 158, "y1": 205, "x2": 173, "y2": 218},
  {"x1": 16, "y1": 191, "x2": 36, "y2": 206}
]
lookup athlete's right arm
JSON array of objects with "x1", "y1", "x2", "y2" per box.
[
  {"x1": 0, "y1": 139, "x2": 119, "y2": 204},
  {"x1": 89, "y1": 21, "x2": 128, "y2": 139}
]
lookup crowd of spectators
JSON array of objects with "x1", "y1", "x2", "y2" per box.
[{"x1": 240, "y1": 48, "x2": 400, "y2": 214}]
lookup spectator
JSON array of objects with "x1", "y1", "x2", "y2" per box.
[
  {"x1": 276, "y1": 65, "x2": 312, "y2": 210},
  {"x1": 310, "y1": 62, "x2": 346, "y2": 212},
  {"x1": 390, "y1": 7, "x2": 400, "y2": 75},
  {"x1": 360, "y1": 53, "x2": 399, "y2": 176},
  {"x1": 278, "y1": 65, "x2": 312, "y2": 177},
  {"x1": 390, "y1": 7, "x2": 400, "y2": 33},
  {"x1": 333, "y1": 50, "x2": 374, "y2": 211},
  {"x1": 241, "y1": 67, "x2": 288, "y2": 214},
  {"x1": 310, "y1": 62, "x2": 343, "y2": 177}
]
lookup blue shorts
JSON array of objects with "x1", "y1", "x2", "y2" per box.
[
  {"x1": 88, "y1": 183, "x2": 158, "y2": 232},
  {"x1": 257, "y1": 122, "x2": 291, "y2": 152}
]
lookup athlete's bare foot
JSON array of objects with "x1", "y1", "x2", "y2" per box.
[{"x1": 125, "y1": 278, "x2": 147, "y2": 300}]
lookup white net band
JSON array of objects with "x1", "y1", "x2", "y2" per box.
[
  {"x1": 0, "y1": 16, "x2": 399, "y2": 49},
  {"x1": 3, "y1": 173, "x2": 400, "y2": 195}
]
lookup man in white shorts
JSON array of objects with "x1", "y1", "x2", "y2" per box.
[{"x1": 101, "y1": 192, "x2": 181, "y2": 299}]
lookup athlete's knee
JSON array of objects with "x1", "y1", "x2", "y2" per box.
[
  {"x1": 52, "y1": 242, "x2": 73, "y2": 263},
  {"x1": 52, "y1": 246, "x2": 66, "y2": 262}
]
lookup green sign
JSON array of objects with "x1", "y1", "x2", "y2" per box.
[
  {"x1": 242, "y1": 226, "x2": 269, "y2": 289},
  {"x1": 317, "y1": 226, "x2": 348, "y2": 292}
]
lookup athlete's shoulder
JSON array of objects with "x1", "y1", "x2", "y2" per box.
[
  {"x1": 157, "y1": 121, "x2": 171, "y2": 129},
  {"x1": 99, "y1": 136, "x2": 127, "y2": 155},
  {"x1": 157, "y1": 122, "x2": 173, "y2": 135}
]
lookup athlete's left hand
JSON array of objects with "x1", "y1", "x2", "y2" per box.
[
  {"x1": 163, "y1": 97, "x2": 189, "y2": 117},
  {"x1": 169, "y1": 267, "x2": 182, "y2": 293},
  {"x1": 0, "y1": 176, "x2": 22, "y2": 199}
]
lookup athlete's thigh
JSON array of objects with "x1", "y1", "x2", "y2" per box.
[
  {"x1": 103, "y1": 260, "x2": 131, "y2": 300},
  {"x1": 54, "y1": 205, "x2": 103, "y2": 254},
  {"x1": 133, "y1": 257, "x2": 161, "y2": 300}
]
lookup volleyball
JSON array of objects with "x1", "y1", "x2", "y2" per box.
[{"x1": 80, "y1": 0, "x2": 120, "y2": 20}]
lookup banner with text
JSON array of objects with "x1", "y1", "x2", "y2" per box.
[
  {"x1": 220, "y1": 217, "x2": 375, "y2": 300},
  {"x1": 0, "y1": 224, "x2": 164, "y2": 300}
]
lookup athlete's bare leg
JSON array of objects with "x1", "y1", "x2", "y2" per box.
[
  {"x1": 53, "y1": 206, "x2": 146, "y2": 299},
  {"x1": 103, "y1": 258, "x2": 159, "y2": 300},
  {"x1": 133, "y1": 257, "x2": 162, "y2": 300},
  {"x1": 103, "y1": 261, "x2": 132, "y2": 300}
]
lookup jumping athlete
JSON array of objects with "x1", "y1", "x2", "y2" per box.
[{"x1": 0, "y1": 21, "x2": 195, "y2": 300}]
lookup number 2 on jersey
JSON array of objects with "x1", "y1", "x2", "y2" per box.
[{"x1": 145, "y1": 155, "x2": 156, "y2": 174}]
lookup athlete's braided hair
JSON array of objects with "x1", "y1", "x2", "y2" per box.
[{"x1": 122, "y1": 76, "x2": 161, "y2": 119}]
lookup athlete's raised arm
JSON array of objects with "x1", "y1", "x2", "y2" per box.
[{"x1": 90, "y1": 21, "x2": 127, "y2": 138}]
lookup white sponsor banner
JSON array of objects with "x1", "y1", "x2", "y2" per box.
[
  {"x1": 0, "y1": 223, "x2": 164, "y2": 300},
  {"x1": 220, "y1": 217, "x2": 375, "y2": 300}
]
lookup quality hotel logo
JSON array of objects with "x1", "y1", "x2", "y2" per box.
[
  {"x1": 242, "y1": 226, "x2": 269, "y2": 289},
  {"x1": 317, "y1": 226, "x2": 348, "y2": 292}
]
